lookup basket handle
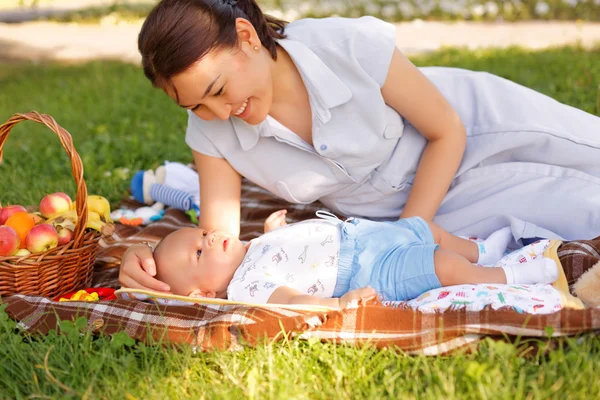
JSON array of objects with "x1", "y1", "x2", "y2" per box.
[{"x1": 0, "y1": 111, "x2": 89, "y2": 248}]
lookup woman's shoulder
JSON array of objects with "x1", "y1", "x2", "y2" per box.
[
  {"x1": 284, "y1": 16, "x2": 396, "y2": 48},
  {"x1": 283, "y1": 16, "x2": 397, "y2": 86}
]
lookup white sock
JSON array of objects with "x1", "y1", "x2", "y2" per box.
[
  {"x1": 477, "y1": 226, "x2": 513, "y2": 265},
  {"x1": 501, "y1": 257, "x2": 559, "y2": 285}
]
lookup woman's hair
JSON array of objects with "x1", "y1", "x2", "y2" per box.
[{"x1": 138, "y1": 0, "x2": 288, "y2": 90}]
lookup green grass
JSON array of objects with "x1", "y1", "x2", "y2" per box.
[
  {"x1": 0, "y1": 60, "x2": 189, "y2": 206},
  {"x1": 1, "y1": 310, "x2": 600, "y2": 399},
  {"x1": 1, "y1": 45, "x2": 600, "y2": 398}
]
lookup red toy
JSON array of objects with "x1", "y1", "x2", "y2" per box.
[{"x1": 54, "y1": 288, "x2": 116, "y2": 302}]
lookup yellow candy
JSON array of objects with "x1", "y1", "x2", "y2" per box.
[{"x1": 58, "y1": 290, "x2": 100, "y2": 302}]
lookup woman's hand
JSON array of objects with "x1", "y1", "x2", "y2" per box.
[
  {"x1": 118, "y1": 244, "x2": 171, "y2": 292},
  {"x1": 264, "y1": 209, "x2": 288, "y2": 233},
  {"x1": 339, "y1": 287, "x2": 378, "y2": 309}
]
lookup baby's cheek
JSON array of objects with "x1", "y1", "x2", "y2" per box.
[{"x1": 189, "y1": 270, "x2": 204, "y2": 284}]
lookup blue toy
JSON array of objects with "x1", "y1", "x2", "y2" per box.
[
  {"x1": 130, "y1": 161, "x2": 200, "y2": 212},
  {"x1": 128, "y1": 161, "x2": 201, "y2": 224}
]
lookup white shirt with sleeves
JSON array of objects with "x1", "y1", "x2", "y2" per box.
[
  {"x1": 184, "y1": 15, "x2": 600, "y2": 245},
  {"x1": 185, "y1": 16, "x2": 404, "y2": 218},
  {"x1": 227, "y1": 219, "x2": 341, "y2": 304}
]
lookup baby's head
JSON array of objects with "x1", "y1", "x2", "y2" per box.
[{"x1": 153, "y1": 228, "x2": 249, "y2": 298}]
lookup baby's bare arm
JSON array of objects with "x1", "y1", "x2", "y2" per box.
[
  {"x1": 268, "y1": 286, "x2": 377, "y2": 309},
  {"x1": 268, "y1": 286, "x2": 341, "y2": 308}
]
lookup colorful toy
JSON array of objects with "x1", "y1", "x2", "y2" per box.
[
  {"x1": 130, "y1": 161, "x2": 200, "y2": 212},
  {"x1": 110, "y1": 204, "x2": 165, "y2": 226},
  {"x1": 54, "y1": 287, "x2": 116, "y2": 302}
]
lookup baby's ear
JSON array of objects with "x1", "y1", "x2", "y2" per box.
[{"x1": 188, "y1": 289, "x2": 216, "y2": 298}]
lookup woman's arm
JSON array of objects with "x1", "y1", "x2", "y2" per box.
[
  {"x1": 193, "y1": 150, "x2": 243, "y2": 237},
  {"x1": 119, "y1": 152, "x2": 241, "y2": 292},
  {"x1": 381, "y1": 49, "x2": 467, "y2": 221}
]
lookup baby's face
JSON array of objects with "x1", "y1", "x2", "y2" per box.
[{"x1": 154, "y1": 227, "x2": 249, "y2": 297}]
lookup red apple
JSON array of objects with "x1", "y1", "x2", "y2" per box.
[
  {"x1": 39, "y1": 193, "x2": 72, "y2": 219},
  {"x1": 54, "y1": 192, "x2": 72, "y2": 204},
  {"x1": 0, "y1": 226, "x2": 20, "y2": 256},
  {"x1": 25, "y1": 224, "x2": 59, "y2": 253},
  {"x1": 56, "y1": 225, "x2": 74, "y2": 246},
  {"x1": 0, "y1": 205, "x2": 27, "y2": 225}
]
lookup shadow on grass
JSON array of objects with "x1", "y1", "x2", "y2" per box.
[
  {"x1": 0, "y1": 1, "x2": 156, "y2": 24},
  {"x1": 0, "y1": 37, "x2": 54, "y2": 63},
  {"x1": 0, "y1": 36, "x2": 140, "y2": 68}
]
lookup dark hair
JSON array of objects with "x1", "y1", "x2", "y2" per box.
[{"x1": 138, "y1": 0, "x2": 288, "y2": 90}]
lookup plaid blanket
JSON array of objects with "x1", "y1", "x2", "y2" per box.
[{"x1": 3, "y1": 179, "x2": 600, "y2": 354}]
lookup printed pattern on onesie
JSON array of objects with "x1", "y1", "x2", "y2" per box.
[{"x1": 227, "y1": 220, "x2": 341, "y2": 304}]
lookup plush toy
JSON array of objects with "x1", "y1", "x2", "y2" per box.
[
  {"x1": 573, "y1": 262, "x2": 600, "y2": 307},
  {"x1": 111, "y1": 204, "x2": 166, "y2": 226},
  {"x1": 130, "y1": 161, "x2": 200, "y2": 214}
]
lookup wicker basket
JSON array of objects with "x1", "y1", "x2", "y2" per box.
[{"x1": 0, "y1": 111, "x2": 102, "y2": 297}]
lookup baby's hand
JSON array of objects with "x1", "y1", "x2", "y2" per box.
[
  {"x1": 264, "y1": 209, "x2": 288, "y2": 233},
  {"x1": 339, "y1": 287, "x2": 377, "y2": 309}
]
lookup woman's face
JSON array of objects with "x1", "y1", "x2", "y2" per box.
[{"x1": 168, "y1": 37, "x2": 274, "y2": 126}]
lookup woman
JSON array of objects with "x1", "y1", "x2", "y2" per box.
[{"x1": 119, "y1": 0, "x2": 600, "y2": 292}]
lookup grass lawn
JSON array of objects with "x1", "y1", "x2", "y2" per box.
[{"x1": 1, "y1": 45, "x2": 600, "y2": 399}]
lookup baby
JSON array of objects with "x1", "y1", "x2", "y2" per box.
[{"x1": 152, "y1": 211, "x2": 559, "y2": 309}]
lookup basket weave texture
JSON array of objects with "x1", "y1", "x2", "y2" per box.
[{"x1": 0, "y1": 112, "x2": 101, "y2": 297}]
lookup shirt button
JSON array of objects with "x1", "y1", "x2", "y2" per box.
[{"x1": 320, "y1": 144, "x2": 328, "y2": 151}]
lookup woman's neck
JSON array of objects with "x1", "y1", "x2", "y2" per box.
[{"x1": 270, "y1": 45, "x2": 305, "y2": 109}]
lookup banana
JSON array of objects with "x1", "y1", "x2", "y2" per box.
[
  {"x1": 85, "y1": 211, "x2": 105, "y2": 232},
  {"x1": 86, "y1": 219, "x2": 114, "y2": 236},
  {"x1": 44, "y1": 209, "x2": 78, "y2": 225},
  {"x1": 41, "y1": 195, "x2": 113, "y2": 235},
  {"x1": 54, "y1": 218, "x2": 76, "y2": 231},
  {"x1": 87, "y1": 211, "x2": 101, "y2": 222},
  {"x1": 86, "y1": 219, "x2": 105, "y2": 232},
  {"x1": 46, "y1": 209, "x2": 100, "y2": 225},
  {"x1": 86, "y1": 195, "x2": 112, "y2": 223}
]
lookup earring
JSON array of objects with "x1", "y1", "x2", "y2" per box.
[{"x1": 254, "y1": 46, "x2": 259, "y2": 51}]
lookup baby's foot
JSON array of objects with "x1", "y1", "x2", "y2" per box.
[
  {"x1": 540, "y1": 257, "x2": 559, "y2": 283},
  {"x1": 477, "y1": 226, "x2": 513, "y2": 265},
  {"x1": 501, "y1": 257, "x2": 559, "y2": 285}
]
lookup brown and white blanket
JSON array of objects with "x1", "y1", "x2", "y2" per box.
[{"x1": 2, "y1": 179, "x2": 600, "y2": 354}]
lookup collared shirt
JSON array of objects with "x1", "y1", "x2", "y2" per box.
[{"x1": 185, "y1": 16, "x2": 406, "y2": 217}]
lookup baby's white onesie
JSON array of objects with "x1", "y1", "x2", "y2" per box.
[{"x1": 227, "y1": 219, "x2": 341, "y2": 303}]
